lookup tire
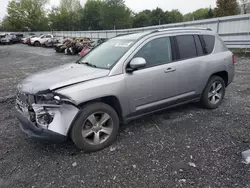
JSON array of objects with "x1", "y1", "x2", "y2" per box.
[
  {"x1": 34, "y1": 41, "x2": 41, "y2": 47},
  {"x1": 71, "y1": 102, "x2": 120, "y2": 152},
  {"x1": 200, "y1": 76, "x2": 226, "y2": 109}
]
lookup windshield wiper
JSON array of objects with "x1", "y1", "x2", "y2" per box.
[{"x1": 79, "y1": 61, "x2": 97, "y2": 68}]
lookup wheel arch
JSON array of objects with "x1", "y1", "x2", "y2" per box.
[
  {"x1": 77, "y1": 96, "x2": 123, "y2": 121},
  {"x1": 200, "y1": 70, "x2": 228, "y2": 98},
  {"x1": 34, "y1": 40, "x2": 41, "y2": 45},
  {"x1": 210, "y1": 71, "x2": 228, "y2": 87},
  {"x1": 68, "y1": 96, "x2": 123, "y2": 136}
]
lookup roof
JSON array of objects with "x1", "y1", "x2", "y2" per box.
[{"x1": 113, "y1": 27, "x2": 213, "y2": 40}]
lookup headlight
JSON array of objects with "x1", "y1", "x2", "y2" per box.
[
  {"x1": 35, "y1": 91, "x2": 75, "y2": 105},
  {"x1": 35, "y1": 93, "x2": 62, "y2": 105}
]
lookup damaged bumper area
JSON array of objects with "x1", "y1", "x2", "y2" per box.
[{"x1": 15, "y1": 92, "x2": 79, "y2": 142}]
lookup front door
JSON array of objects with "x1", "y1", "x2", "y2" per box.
[{"x1": 125, "y1": 36, "x2": 177, "y2": 115}]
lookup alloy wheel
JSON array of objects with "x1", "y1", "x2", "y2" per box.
[
  {"x1": 82, "y1": 112, "x2": 113, "y2": 145},
  {"x1": 208, "y1": 81, "x2": 223, "y2": 105}
]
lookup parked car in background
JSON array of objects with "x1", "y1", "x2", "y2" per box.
[
  {"x1": 15, "y1": 27, "x2": 235, "y2": 152},
  {"x1": 0, "y1": 34, "x2": 13, "y2": 44},
  {"x1": 41, "y1": 38, "x2": 59, "y2": 48},
  {"x1": 4, "y1": 33, "x2": 21, "y2": 43},
  {"x1": 54, "y1": 37, "x2": 105, "y2": 56},
  {"x1": 16, "y1": 34, "x2": 24, "y2": 42},
  {"x1": 54, "y1": 38, "x2": 73, "y2": 53},
  {"x1": 30, "y1": 34, "x2": 54, "y2": 47},
  {"x1": 12, "y1": 33, "x2": 24, "y2": 43},
  {"x1": 21, "y1": 34, "x2": 36, "y2": 44},
  {"x1": 79, "y1": 38, "x2": 107, "y2": 57},
  {"x1": 6, "y1": 33, "x2": 16, "y2": 43},
  {"x1": 27, "y1": 36, "x2": 37, "y2": 45}
]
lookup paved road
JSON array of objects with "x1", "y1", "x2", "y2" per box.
[{"x1": 0, "y1": 44, "x2": 250, "y2": 188}]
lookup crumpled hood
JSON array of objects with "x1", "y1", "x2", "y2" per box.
[{"x1": 19, "y1": 63, "x2": 110, "y2": 94}]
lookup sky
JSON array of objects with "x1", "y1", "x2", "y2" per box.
[{"x1": 0, "y1": 0, "x2": 216, "y2": 19}]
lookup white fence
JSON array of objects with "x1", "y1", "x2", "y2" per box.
[
  {"x1": 4, "y1": 14, "x2": 250, "y2": 49},
  {"x1": 53, "y1": 14, "x2": 250, "y2": 49}
]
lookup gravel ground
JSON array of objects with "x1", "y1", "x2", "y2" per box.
[{"x1": 0, "y1": 44, "x2": 250, "y2": 188}]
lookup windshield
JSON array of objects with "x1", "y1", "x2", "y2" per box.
[{"x1": 78, "y1": 39, "x2": 135, "y2": 69}]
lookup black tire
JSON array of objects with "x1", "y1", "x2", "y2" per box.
[
  {"x1": 200, "y1": 76, "x2": 226, "y2": 109},
  {"x1": 34, "y1": 41, "x2": 41, "y2": 47},
  {"x1": 71, "y1": 102, "x2": 120, "y2": 152}
]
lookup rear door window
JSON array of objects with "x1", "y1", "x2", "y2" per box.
[
  {"x1": 203, "y1": 35, "x2": 215, "y2": 54},
  {"x1": 176, "y1": 35, "x2": 197, "y2": 60}
]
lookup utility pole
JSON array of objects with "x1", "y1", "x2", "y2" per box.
[{"x1": 113, "y1": 20, "x2": 116, "y2": 30}]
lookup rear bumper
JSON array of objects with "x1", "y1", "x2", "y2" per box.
[{"x1": 15, "y1": 109, "x2": 67, "y2": 142}]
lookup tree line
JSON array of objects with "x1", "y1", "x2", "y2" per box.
[{"x1": 0, "y1": 0, "x2": 243, "y2": 32}]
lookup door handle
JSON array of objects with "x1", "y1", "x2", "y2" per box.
[{"x1": 164, "y1": 68, "x2": 176, "y2": 73}]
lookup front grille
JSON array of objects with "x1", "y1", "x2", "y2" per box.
[
  {"x1": 16, "y1": 91, "x2": 35, "y2": 108},
  {"x1": 16, "y1": 91, "x2": 29, "y2": 107}
]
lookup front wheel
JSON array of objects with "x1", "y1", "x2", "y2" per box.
[
  {"x1": 34, "y1": 41, "x2": 41, "y2": 47},
  {"x1": 71, "y1": 102, "x2": 120, "y2": 152},
  {"x1": 200, "y1": 76, "x2": 226, "y2": 109}
]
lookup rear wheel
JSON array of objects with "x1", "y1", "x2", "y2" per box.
[
  {"x1": 71, "y1": 102, "x2": 120, "y2": 152},
  {"x1": 200, "y1": 76, "x2": 226, "y2": 109}
]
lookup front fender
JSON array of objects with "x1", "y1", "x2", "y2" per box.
[{"x1": 55, "y1": 75, "x2": 129, "y2": 117}]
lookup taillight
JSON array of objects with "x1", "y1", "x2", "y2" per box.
[{"x1": 232, "y1": 54, "x2": 236, "y2": 65}]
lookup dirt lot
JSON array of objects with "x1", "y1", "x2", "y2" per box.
[{"x1": 0, "y1": 44, "x2": 250, "y2": 188}]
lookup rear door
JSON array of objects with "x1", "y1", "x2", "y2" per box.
[{"x1": 161, "y1": 34, "x2": 204, "y2": 98}]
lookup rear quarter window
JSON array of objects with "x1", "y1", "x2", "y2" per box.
[
  {"x1": 203, "y1": 35, "x2": 215, "y2": 54},
  {"x1": 194, "y1": 35, "x2": 203, "y2": 56}
]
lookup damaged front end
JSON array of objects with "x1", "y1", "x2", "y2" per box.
[{"x1": 15, "y1": 90, "x2": 79, "y2": 141}]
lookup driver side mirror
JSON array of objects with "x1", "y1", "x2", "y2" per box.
[{"x1": 127, "y1": 57, "x2": 146, "y2": 73}]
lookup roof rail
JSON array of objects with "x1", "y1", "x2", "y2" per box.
[
  {"x1": 112, "y1": 32, "x2": 134, "y2": 38},
  {"x1": 155, "y1": 27, "x2": 212, "y2": 33}
]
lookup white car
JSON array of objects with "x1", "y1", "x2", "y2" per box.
[
  {"x1": 30, "y1": 34, "x2": 54, "y2": 47},
  {"x1": 21, "y1": 35, "x2": 36, "y2": 44},
  {"x1": 0, "y1": 34, "x2": 13, "y2": 44}
]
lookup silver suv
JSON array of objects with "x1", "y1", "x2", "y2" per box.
[{"x1": 15, "y1": 27, "x2": 235, "y2": 152}]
